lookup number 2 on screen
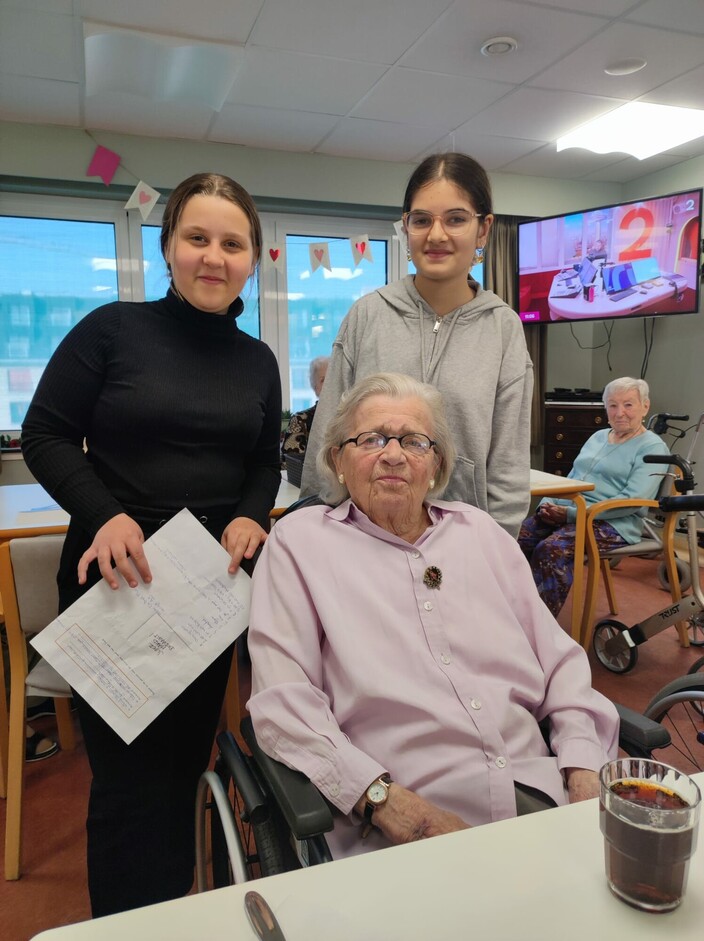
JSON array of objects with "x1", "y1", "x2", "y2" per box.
[{"x1": 617, "y1": 207, "x2": 654, "y2": 262}]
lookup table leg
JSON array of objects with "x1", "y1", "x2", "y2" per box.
[{"x1": 570, "y1": 493, "x2": 587, "y2": 645}]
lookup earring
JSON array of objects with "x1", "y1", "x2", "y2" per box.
[
  {"x1": 338, "y1": 473, "x2": 345, "y2": 484},
  {"x1": 472, "y1": 245, "x2": 485, "y2": 267},
  {"x1": 406, "y1": 246, "x2": 412, "y2": 262},
  {"x1": 429, "y1": 478, "x2": 435, "y2": 490}
]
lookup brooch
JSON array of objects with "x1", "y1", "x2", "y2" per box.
[{"x1": 423, "y1": 565, "x2": 442, "y2": 590}]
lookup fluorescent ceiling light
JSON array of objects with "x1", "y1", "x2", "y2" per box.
[
  {"x1": 84, "y1": 23, "x2": 242, "y2": 111},
  {"x1": 557, "y1": 102, "x2": 704, "y2": 161}
]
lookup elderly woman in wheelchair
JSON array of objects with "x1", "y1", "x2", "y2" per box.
[{"x1": 246, "y1": 372, "x2": 619, "y2": 861}]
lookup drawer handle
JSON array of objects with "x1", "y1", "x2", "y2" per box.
[
  {"x1": 556, "y1": 433, "x2": 564, "y2": 441},
  {"x1": 556, "y1": 415, "x2": 565, "y2": 423},
  {"x1": 594, "y1": 416, "x2": 603, "y2": 424},
  {"x1": 555, "y1": 469, "x2": 564, "y2": 476},
  {"x1": 555, "y1": 451, "x2": 564, "y2": 459}
]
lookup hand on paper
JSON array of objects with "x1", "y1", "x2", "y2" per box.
[
  {"x1": 221, "y1": 516, "x2": 268, "y2": 573},
  {"x1": 364, "y1": 784, "x2": 470, "y2": 845},
  {"x1": 78, "y1": 513, "x2": 152, "y2": 590},
  {"x1": 565, "y1": 768, "x2": 599, "y2": 803}
]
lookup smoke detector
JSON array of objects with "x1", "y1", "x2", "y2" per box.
[{"x1": 480, "y1": 36, "x2": 518, "y2": 57}]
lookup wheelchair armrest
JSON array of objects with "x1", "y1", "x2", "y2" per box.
[
  {"x1": 614, "y1": 702, "x2": 671, "y2": 754},
  {"x1": 241, "y1": 716, "x2": 335, "y2": 841}
]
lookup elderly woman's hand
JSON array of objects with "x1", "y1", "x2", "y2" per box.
[
  {"x1": 538, "y1": 502, "x2": 568, "y2": 526},
  {"x1": 565, "y1": 768, "x2": 600, "y2": 803},
  {"x1": 367, "y1": 784, "x2": 470, "y2": 844}
]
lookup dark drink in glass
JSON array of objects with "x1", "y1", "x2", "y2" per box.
[{"x1": 599, "y1": 759, "x2": 700, "y2": 912}]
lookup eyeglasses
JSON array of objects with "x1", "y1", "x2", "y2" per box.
[
  {"x1": 340, "y1": 431, "x2": 436, "y2": 455},
  {"x1": 403, "y1": 210, "x2": 483, "y2": 234}
]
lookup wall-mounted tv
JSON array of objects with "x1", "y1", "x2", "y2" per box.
[{"x1": 517, "y1": 188, "x2": 702, "y2": 325}]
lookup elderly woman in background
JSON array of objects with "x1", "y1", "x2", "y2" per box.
[
  {"x1": 247, "y1": 373, "x2": 618, "y2": 860},
  {"x1": 518, "y1": 377, "x2": 669, "y2": 616},
  {"x1": 282, "y1": 355, "x2": 330, "y2": 457}
]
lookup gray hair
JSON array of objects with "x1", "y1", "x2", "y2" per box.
[
  {"x1": 602, "y1": 377, "x2": 650, "y2": 405},
  {"x1": 316, "y1": 372, "x2": 457, "y2": 505},
  {"x1": 309, "y1": 355, "x2": 330, "y2": 389}
]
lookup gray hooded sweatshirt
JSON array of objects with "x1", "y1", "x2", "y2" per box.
[{"x1": 300, "y1": 276, "x2": 533, "y2": 537}]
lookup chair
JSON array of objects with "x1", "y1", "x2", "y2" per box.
[
  {"x1": 195, "y1": 707, "x2": 669, "y2": 890},
  {"x1": 580, "y1": 469, "x2": 690, "y2": 650},
  {"x1": 0, "y1": 533, "x2": 76, "y2": 880}
]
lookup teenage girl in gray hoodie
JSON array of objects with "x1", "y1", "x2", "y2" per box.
[{"x1": 301, "y1": 153, "x2": 533, "y2": 537}]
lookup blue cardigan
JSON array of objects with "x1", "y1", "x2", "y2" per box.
[{"x1": 540, "y1": 428, "x2": 670, "y2": 543}]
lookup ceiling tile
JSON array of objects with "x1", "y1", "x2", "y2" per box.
[
  {"x1": 467, "y1": 87, "x2": 625, "y2": 141},
  {"x1": 83, "y1": 93, "x2": 215, "y2": 139},
  {"x1": 624, "y1": 0, "x2": 704, "y2": 34},
  {"x1": 530, "y1": 21, "x2": 704, "y2": 98},
  {"x1": 75, "y1": 0, "x2": 264, "y2": 44},
  {"x1": 399, "y1": 1, "x2": 608, "y2": 85},
  {"x1": 210, "y1": 104, "x2": 338, "y2": 151},
  {"x1": 446, "y1": 133, "x2": 547, "y2": 170},
  {"x1": 315, "y1": 118, "x2": 444, "y2": 161},
  {"x1": 0, "y1": 74, "x2": 80, "y2": 125},
  {"x1": 226, "y1": 47, "x2": 386, "y2": 115},
  {"x1": 519, "y1": 0, "x2": 633, "y2": 13},
  {"x1": 249, "y1": 0, "x2": 454, "y2": 63},
  {"x1": 582, "y1": 152, "x2": 687, "y2": 183},
  {"x1": 643, "y1": 63, "x2": 704, "y2": 111},
  {"x1": 0, "y1": 7, "x2": 77, "y2": 82},
  {"x1": 351, "y1": 67, "x2": 512, "y2": 127},
  {"x1": 502, "y1": 143, "x2": 627, "y2": 179}
]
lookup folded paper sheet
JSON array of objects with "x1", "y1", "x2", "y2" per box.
[{"x1": 32, "y1": 509, "x2": 249, "y2": 743}]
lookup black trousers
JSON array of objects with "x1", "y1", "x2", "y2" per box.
[{"x1": 59, "y1": 518, "x2": 236, "y2": 917}]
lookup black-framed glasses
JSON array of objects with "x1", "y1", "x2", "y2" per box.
[
  {"x1": 340, "y1": 431, "x2": 436, "y2": 455},
  {"x1": 403, "y1": 210, "x2": 483, "y2": 234}
]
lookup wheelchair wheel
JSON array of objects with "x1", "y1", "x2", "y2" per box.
[
  {"x1": 657, "y1": 557, "x2": 691, "y2": 593},
  {"x1": 592, "y1": 619, "x2": 638, "y2": 673},
  {"x1": 643, "y1": 675, "x2": 704, "y2": 775},
  {"x1": 687, "y1": 612, "x2": 704, "y2": 646},
  {"x1": 221, "y1": 779, "x2": 288, "y2": 882},
  {"x1": 687, "y1": 657, "x2": 704, "y2": 717}
]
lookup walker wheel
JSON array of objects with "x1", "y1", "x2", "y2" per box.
[{"x1": 593, "y1": 619, "x2": 638, "y2": 674}]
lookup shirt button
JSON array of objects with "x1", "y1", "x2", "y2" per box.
[
  {"x1": 423, "y1": 601, "x2": 433, "y2": 611},
  {"x1": 495, "y1": 757, "x2": 507, "y2": 769},
  {"x1": 329, "y1": 783, "x2": 340, "y2": 797},
  {"x1": 440, "y1": 653, "x2": 451, "y2": 665},
  {"x1": 412, "y1": 551, "x2": 420, "y2": 559},
  {"x1": 470, "y1": 699, "x2": 482, "y2": 710}
]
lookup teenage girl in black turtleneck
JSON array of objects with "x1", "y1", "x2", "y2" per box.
[{"x1": 22, "y1": 173, "x2": 282, "y2": 916}]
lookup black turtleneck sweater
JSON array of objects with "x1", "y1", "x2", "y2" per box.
[{"x1": 22, "y1": 290, "x2": 282, "y2": 539}]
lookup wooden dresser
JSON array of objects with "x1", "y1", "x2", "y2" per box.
[{"x1": 543, "y1": 401, "x2": 606, "y2": 476}]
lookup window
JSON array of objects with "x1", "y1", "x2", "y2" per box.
[{"x1": 0, "y1": 193, "x2": 403, "y2": 432}]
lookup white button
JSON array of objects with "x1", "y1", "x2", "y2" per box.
[
  {"x1": 440, "y1": 654, "x2": 451, "y2": 665},
  {"x1": 470, "y1": 699, "x2": 482, "y2": 710},
  {"x1": 329, "y1": 783, "x2": 340, "y2": 797},
  {"x1": 423, "y1": 601, "x2": 433, "y2": 611},
  {"x1": 412, "y1": 551, "x2": 420, "y2": 559},
  {"x1": 495, "y1": 757, "x2": 507, "y2": 769}
]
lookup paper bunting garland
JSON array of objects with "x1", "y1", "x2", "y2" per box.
[
  {"x1": 268, "y1": 245, "x2": 284, "y2": 269},
  {"x1": 309, "y1": 242, "x2": 331, "y2": 273},
  {"x1": 124, "y1": 181, "x2": 161, "y2": 221},
  {"x1": 86, "y1": 144, "x2": 121, "y2": 186},
  {"x1": 350, "y1": 235, "x2": 373, "y2": 266}
]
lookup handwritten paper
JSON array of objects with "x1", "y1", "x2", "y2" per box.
[{"x1": 32, "y1": 509, "x2": 250, "y2": 743}]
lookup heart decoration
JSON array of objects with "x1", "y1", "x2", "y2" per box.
[
  {"x1": 314, "y1": 249, "x2": 324, "y2": 262},
  {"x1": 138, "y1": 191, "x2": 151, "y2": 205},
  {"x1": 269, "y1": 248, "x2": 280, "y2": 262},
  {"x1": 355, "y1": 241, "x2": 366, "y2": 255}
]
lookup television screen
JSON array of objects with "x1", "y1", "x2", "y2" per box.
[{"x1": 517, "y1": 188, "x2": 702, "y2": 324}]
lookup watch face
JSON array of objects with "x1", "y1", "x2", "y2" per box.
[{"x1": 367, "y1": 781, "x2": 388, "y2": 804}]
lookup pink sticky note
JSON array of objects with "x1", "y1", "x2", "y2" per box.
[{"x1": 86, "y1": 145, "x2": 121, "y2": 186}]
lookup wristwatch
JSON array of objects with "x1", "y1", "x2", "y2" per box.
[{"x1": 361, "y1": 774, "x2": 392, "y2": 836}]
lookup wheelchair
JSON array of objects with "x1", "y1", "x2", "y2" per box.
[{"x1": 194, "y1": 705, "x2": 680, "y2": 892}]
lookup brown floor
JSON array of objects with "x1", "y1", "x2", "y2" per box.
[{"x1": 2, "y1": 555, "x2": 703, "y2": 941}]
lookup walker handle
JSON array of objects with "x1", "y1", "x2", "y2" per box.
[{"x1": 659, "y1": 495, "x2": 704, "y2": 512}]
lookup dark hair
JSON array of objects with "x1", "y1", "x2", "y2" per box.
[
  {"x1": 402, "y1": 153, "x2": 493, "y2": 219},
  {"x1": 160, "y1": 172, "x2": 262, "y2": 268}
]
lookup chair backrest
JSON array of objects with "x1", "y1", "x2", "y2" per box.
[{"x1": 2, "y1": 534, "x2": 65, "y2": 637}]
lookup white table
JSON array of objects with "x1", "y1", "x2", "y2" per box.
[
  {"x1": 548, "y1": 277, "x2": 677, "y2": 321},
  {"x1": 30, "y1": 772, "x2": 704, "y2": 941},
  {"x1": 0, "y1": 479, "x2": 301, "y2": 537}
]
